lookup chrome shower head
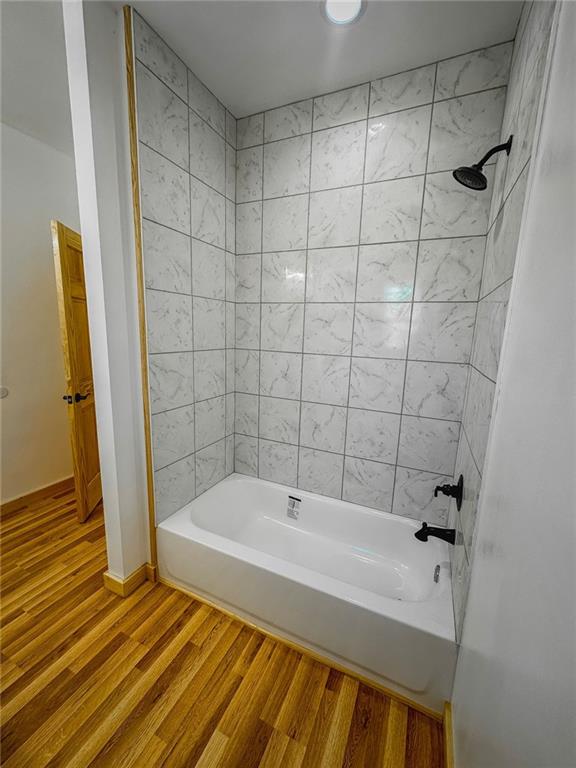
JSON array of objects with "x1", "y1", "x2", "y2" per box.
[{"x1": 453, "y1": 135, "x2": 513, "y2": 191}]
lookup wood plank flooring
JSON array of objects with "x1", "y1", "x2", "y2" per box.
[{"x1": 0, "y1": 484, "x2": 444, "y2": 767}]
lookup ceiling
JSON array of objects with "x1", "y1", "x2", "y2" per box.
[
  {"x1": 132, "y1": 0, "x2": 522, "y2": 117},
  {"x1": 1, "y1": 1, "x2": 74, "y2": 156}
]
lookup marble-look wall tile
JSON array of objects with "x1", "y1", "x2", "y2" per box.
[
  {"x1": 404, "y1": 361, "x2": 468, "y2": 420},
  {"x1": 263, "y1": 195, "x2": 308, "y2": 251},
  {"x1": 260, "y1": 351, "x2": 302, "y2": 399},
  {"x1": 298, "y1": 448, "x2": 344, "y2": 499},
  {"x1": 235, "y1": 393, "x2": 259, "y2": 436},
  {"x1": 226, "y1": 200, "x2": 235, "y2": 253},
  {"x1": 435, "y1": 42, "x2": 513, "y2": 99},
  {"x1": 398, "y1": 415, "x2": 459, "y2": 474},
  {"x1": 235, "y1": 303, "x2": 260, "y2": 349},
  {"x1": 133, "y1": 13, "x2": 187, "y2": 102},
  {"x1": 259, "y1": 396, "x2": 300, "y2": 444},
  {"x1": 313, "y1": 84, "x2": 369, "y2": 130},
  {"x1": 237, "y1": 113, "x2": 264, "y2": 149},
  {"x1": 225, "y1": 145, "x2": 236, "y2": 201},
  {"x1": 194, "y1": 349, "x2": 225, "y2": 401},
  {"x1": 152, "y1": 404, "x2": 195, "y2": 470},
  {"x1": 414, "y1": 236, "x2": 484, "y2": 301},
  {"x1": 190, "y1": 177, "x2": 225, "y2": 248},
  {"x1": 428, "y1": 89, "x2": 506, "y2": 173},
  {"x1": 192, "y1": 240, "x2": 225, "y2": 300},
  {"x1": 154, "y1": 455, "x2": 195, "y2": 523},
  {"x1": 226, "y1": 434, "x2": 234, "y2": 475},
  {"x1": 301, "y1": 354, "x2": 350, "y2": 406},
  {"x1": 346, "y1": 408, "x2": 400, "y2": 463},
  {"x1": 149, "y1": 352, "x2": 194, "y2": 413},
  {"x1": 300, "y1": 402, "x2": 347, "y2": 453},
  {"x1": 140, "y1": 144, "x2": 190, "y2": 234},
  {"x1": 225, "y1": 303, "x2": 235, "y2": 349},
  {"x1": 311, "y1": 122, "x2": 366, "y2": 191},
  {"x1": 369, "y1": 64, "x2": 435, "y2": 117},
  {"x1": 453, "y1": 432, "x2": 481, "y2": 554},
  {"x1": 304, "y1": 303, "x2": 354, "y2": 355},
  {"x1": 343, "y1": 457, "x2": 395, "y2": 512},
  {"x1": 189, "y1": 112, "x2": 225, "y2": 193},
  {"x1": 361, "y1": 177, "x2": 424, "y2": 243},
  {"x1": 356, "y1": 242, "x2": 417, "y2": 302},
  {"x1": 226, "y1": 111, "x2": 237, "y2": 148},
  {"x1": 195, "y1": 396, "x2": 225, "y2": 450},
  {"x1": 236, "y1": 146, "x2": 262, "y2": 203},
  {"x1": 235, "y1": 254, "x2": 261, "y2": 302},
  {"x1": 306, "y1": 247, "x2": 358, "y2": 302},
  {"x1": 235, "y1": 349, "x2": 260, "y2": 394},
  {"x1": 392, "y1": 467, "x2": 451, "y2": 525},
  {"x1": 136, "y1": 62, "x2": 188, "y2": 170},
  {"x1": 235, "y1": 434, "x2": 258, "y2": 476},
  {"x1": 142, "y1": 219, "x2": 191, "y2": 295},
  {"x1": 193, "y1": 297, "x2": 225, "y2": 350},
  {"x1": 264, "y1": 100, "x2": 313, "y2": 142},
  {"x1": 409, "y1": 303, "x2": 475, "y2": 363},
  {"x1": 225, "y1": 251, "x2": 236, "y2": 301},
  {"x1": 259, "y1": 440, "x2": 298, "y2": 486},
  {"x1": 236, "y1": 202, "x2": 262, "y2": 254},
  {"x1": 421, "y1": 168, "x2": 493, "y2": 239},
  {"x1": 353, "y1": 303, "x2": 411, "y2": 358},
  {"x1": 146, "y1": 290, "x2": 192, "y2": 353},
  {"x1": 472, "y1": 281, "x2": 511, "y2": 381},
  {"x1": 188, "y1": 71, "x2": 225, "y2": 136},
  {"x1": 365, "y1": 105, "x2": 430, "y2": 182},
  {"x1": 261, "y1": 251, "x2": 306, "y2": 302},
  {"x1": 451, "y1": 515, "x2": 470, "y2": 641},
  {"x1": 462, "y1": 367, "x2": 495, "y2": 472},
  {"x1": 308, "y1": 186, "x2": 363, "y2": 248},
  {"x1": 263, "y1": 135, "x2": 310, "y2": 198},
  {"x1": 261, "y1": 303, "x2": 304, "y2": 353},
  {"x1": 349, "y1": 357, "x2": 404, "y2": 413},
  {"x1": 195, "y1": 439, "x2": 226, "y2": 495}
]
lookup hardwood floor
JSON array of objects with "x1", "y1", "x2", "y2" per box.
[{"x1": 0, "y1": 483, "x2": 444, "y2": 767}]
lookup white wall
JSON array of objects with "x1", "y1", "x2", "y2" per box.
[
  {"x1": 452, "y1": 3, "x2": 576, "y2": 766},
  {"x1": 0, "y1": 123, "x2": 77, "y2": 502}
]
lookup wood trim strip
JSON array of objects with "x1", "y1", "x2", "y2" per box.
[
  {"x1": 158, "y1": 575, "x2": 444, "y2": 722},
  {"x1": 123, "y1": 5, "x2": 157, "y2": 567},
  {"x1": 444, "y1": 701, "x2": 455, "y2": 768},
  {"x1": 1, "y1": 477, "x2": 75, "y2": 517},
  {"x1": 103, "y1": 563, "x2": 151, "y2": 597}
]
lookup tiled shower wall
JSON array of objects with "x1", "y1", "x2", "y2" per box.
[
  {"x1": 233, "y1": 42, "x2": 512, "y2": 524},
  {"x1": 133, "y1": 13, "x2": 237, "y2": 523},
  {"x1": 450, "y1": 1, "x2": 555, "y2": 636}
]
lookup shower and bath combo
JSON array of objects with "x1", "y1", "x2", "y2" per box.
[{"x1": 453, "y1": 135, "x2": 514, "y2": 190}]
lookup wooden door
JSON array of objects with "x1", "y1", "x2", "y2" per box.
[{"x1": 51, "y1": 221, "x2": 102, "y2": 522}]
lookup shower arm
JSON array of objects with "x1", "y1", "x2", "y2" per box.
[{"x1": 475, "y1": 136, "x2": 513, "y2": 169}]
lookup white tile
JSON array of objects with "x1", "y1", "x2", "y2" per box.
[
  {"x1": 235, "y1": 303, "x2": 260, "y2": 349},
  {"x1": 428, "y1": 89, "x2": 506, "y2": 173},
  {"x1": 236, "y1": 202, "x2": 262, "y2": 254},
  {"x1": 409, "y1": 303, "x2": 475, "y2": 363},
  {"x1": 398, "y1": 416, "x2": 459, "y2": 474},
  {"x1": 133, "y1": 13, "x2": 187, "y2": 101},
  {"x1": 226, "y1": 111, "x2": 237, "y2": 147},
  {"x1": 415, "y1": 237, "x2": 484, "y2": 301},
  {"x1": 313, "y1": 84, "x2": 369, "y2": 130},
  {"x1": 343, "y1": 457, "x2": 395, "y2": 512},
  {"x1": 226, "y1": 434, "x2": 234, "y2": 475},
  {"x1": 421, "y1": 167, "x2": 493, "y2": 239},
  {"x1": 304, "y1": 303, "x2": 354, "y2": 355},
  {"x1": 235, "y1": 349, "x2": 260, "y2": 394},
  {"x1": 301, "y1": 355, "x2": 350, "y2": 406},
  {"x1": 235, "y1": 393, "x2": 259, "y2": 436},
  {"x1": 392, "y1": 467, "x2": 451, "y2": 525},
  {"x1": 311, "y1": 121, "x2": 366, "y2": 191},
  {"x1": 225, "y1": 145, "x2": 236, "y2": 201},
  {"x1": 190, "y1": 177, "x2": 225, "y2": 248},
  {"x1": 404, "y1": 362, "x2": 468, "y2": 420},
  {"x1": 154, "y1": 455, "x2": 195, "y2": 523},
  {"x1": 264, "y1": 100, "x2": 313, "y2": 142},
  {"x1": 298, "y1": 448, "x2": 344, "y2": 499},
  {"x1": 361, "y1": 177, "x2": 424, "y2": 243},
  {"x1": 195, "y1": 439, "x2": 226, "y2": 495},
  {"x1": 194, "y1": 349, "x2": 226, "y2": 400},
  {"x1": 235, "y1": 254, "x2": 261, "y2": 302},
  {"x1": 356, "y1": 242, "x2": 417, "y2": 302},
  {"x1": 370, "y1": 64, "x2": 435, "y2": 117},
  {"x1": 308, "y1": 186, "x2": 363, "y2": 248},
  {"x1": 259, "y1": 440, "x2": 298, "y2": 486},
  {"x1": 149, "y1": 352, "x2": 194, "y2": 414},
  {"x1": 192, "y1": 239, "x2": 225, "y2": 299},
  {"x1": 260, "y1": 351, "x2": 302, "y2": 399},
  {"x1": 136, "y1": 62, "x2": 188, "y2": 170},
  {"x1": 346, "y1": 409, "x2": 400, "y2": 463},
  {"x1": 306, "y1": 247, "x2": 358, "y2": 302},
  {"x1": 454, "y1": 433, "x2": 481, "y2": 554},
  {"x1": 300, "y1": 402, "x2": 347, "y2": 453},
  {"x1": 471, "y1": 281, "x2": 510, "y2": 381},
  {"x1": 261, "y1": 251, "x2": 306, "y2": 302},
  {"x1": 225, "y1": 251, "x2": 236, "y2": 301},
  {"x1": 226, "y1": 199, "x2": 235, "y2": 252},
  {"x1": 349, "y1": 358, "x2": 404, "y2": 412},
  {"x1": 142, "y1": 219, "x2": 191, "y2": 295},
  {"x1": 195, "y1": 396, "x2": 225, "y2": 450},
  {"x1": 226, "y1": 349, "x2": 235, "y2": 394},
  {"x1": 237, "y1": 113, "x2": 264, "y2": 148},
  {"x1": 151, "y1": 404, "x2": 195, "y2": 470},
  {"x1": 146, "y1": 290, "x2": 192, "y2": 353},
  {"x1": 261, "y1": 303, "x2": 304, "y2": 352},
  {"x1": 435, "y1": 42, "x2": 513, "y2": 99},
  {"x1": 263, "y1": 195, "x2": 308, "y2": 251},
  {"x1": 193, "y1": 297, "x2": 225, "y2": 350},
  {"x1": 140, "y1": 144, "x2": 190, "y2": 234},
  {"x1": 463, "y1": 367, "x2": 495, "y2": 472},
  {"x1": 353, "y1": 303, "x2": 411, "y2": 358},
  {"x1": 365, "y1": 105, "x2": 430, "y2": 182},
  {"x1": 263, "y1": 135, "x2": 310, "y2": 198},
  {"x1": 189, "y1": 112, "x2": 225, "y2": 193},
  {"x1": 236, "y1": 146, "x2": 263, "y2": 203},
  {"x1": 188, "y1": 71, "x2": 225, "y2": 136},
  {"x1": 225, "y1": 302, "x2": 235, "y2": 348},
  {"x1": 235, "y1": 435, "x2": 258, "y2": 476},
  {"x1": 259, "y1": 396, "x2": 300, "y2": 444}
]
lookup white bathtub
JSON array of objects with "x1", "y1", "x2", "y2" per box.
[{"x1": 157, "y1": 473, "x2": 456, "y2": 711}]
